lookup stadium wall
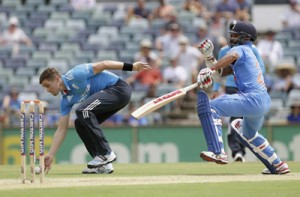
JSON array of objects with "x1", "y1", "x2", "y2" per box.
[{"x1": 1, "y1": 125, "x2": 300, "y2": 165}]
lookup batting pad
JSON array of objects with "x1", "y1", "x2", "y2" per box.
[
  {"x1": 231, "y1": 119, "x2": 277, "y2": 174},
  {"x1": 197, "y1": 91, "x2": 222, "y2": 154}
]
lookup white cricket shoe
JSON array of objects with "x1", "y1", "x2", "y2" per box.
[
  {"x1": 87, "y1": 151, "x2": 117, "y2": 168},
  {"x1": 200, "y1": 151, "x2": 228, "y2": 164},
  {"x1": 82, "y1": 163, "x2": 114, "y2": 174},
  {"x1": 262, "y1": 161, "x2": 290, "y2": 175},
  {"x1": 233, "y1": 152, "x2": 246, "y2": 162}
]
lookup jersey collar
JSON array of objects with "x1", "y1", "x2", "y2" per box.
[{"x1": 61, "y1": 75, "x2": 71, "y2": 95}]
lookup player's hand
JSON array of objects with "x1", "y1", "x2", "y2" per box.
[
  {"x1": 133, "y1": 62, "x2": 152, "y2": 71},
  {"x1": 44, "y1": 154, "x2": 54, "y2": 174},
  {"x1": 197, "y1": 68, "x2": 214, "y2": 88},
  {"x1": 198, "y1": 39, "x2": 214, "y2": 58}
]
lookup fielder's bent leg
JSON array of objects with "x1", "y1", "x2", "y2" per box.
[
  {"x1": 76, "y1": 79, "x2": 131, "y2": 168},
  {"x1": 74, "y1": 119, "x2": 97, "y2": 158}
]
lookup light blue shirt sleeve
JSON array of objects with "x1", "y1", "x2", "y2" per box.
[{"x1": 213, "y1": 46, "x2": 234, "y2": 91}]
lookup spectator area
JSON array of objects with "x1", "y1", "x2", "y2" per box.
[{"x1": 0, "y1": 0, "x2": 299, "y2": 126}]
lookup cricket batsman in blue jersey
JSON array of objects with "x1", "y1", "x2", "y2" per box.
[
  {"x1": 39, "y1": 60, "x2": 151, "y2": 174},
  {"x1": 196, "y1": 20, "x2": 289, "y2": 174},
  {"x1": 212, "y1": 20, "x2": 266, "y2": 162}
]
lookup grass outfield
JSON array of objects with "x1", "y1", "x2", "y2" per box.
[{"x1": 0, "y1": 162, "x2": 300, "y2": 197}]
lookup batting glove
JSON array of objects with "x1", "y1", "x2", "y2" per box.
[
  {"x1": 198, "y1": 39, "x2": 214, "y2": 59},
  {"x1": 197, "y1": 68, "x2": 214, "y2": 88}
]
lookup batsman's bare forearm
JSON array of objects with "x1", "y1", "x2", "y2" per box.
[
  {"x1": 211, "y1": 52, "x2": 238, "y2": 71},
  {"x1": 47, "y1": 115, "x2": 70, "y2": 157}
]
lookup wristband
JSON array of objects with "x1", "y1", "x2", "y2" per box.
[{"x1": 122, "y1": 62, "x2": 133, "y2": 71}]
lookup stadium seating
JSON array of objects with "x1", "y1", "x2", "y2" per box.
[{"x1": 0, "y1": 0, "x2": 298, "y2": 125}]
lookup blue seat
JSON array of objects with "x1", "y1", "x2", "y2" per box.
[
  {"x1": 14, "y1": 52, "x2": 31, "y2": 60},
  {"x1": 0, "y1": 78, "x2": 6, "y2": 92},
  {"x1": 65, "y1": 19, "x2": 86, "y2": 30},
  {"x1": 16, "y1": 4, "x2": 35, "y2": 13},
  {"x1": 24, "y1": 19, "x2": 44, "y2": 29},
  {"x1": 0, "y1": 6, "x2": 14, "y2": 16},
  {"x1": 32, "y1": 51, "x2": 52, "y2": 62},
  {"x1": 47, "y1": 59, "x2": 69, "y2": 73},
  {"x1": 53, "y1": 51, "x2": 74, "y2": 63},
  {"x1": 81, "y1": 44, "x2": 103, "y2": 53},
  {"x1": 45, "y1": 19, "x2": 65, "y2": 30},
  {"x1": 69, "y1": 58, "x2": 90, "y2": 65},
  {"x1": 86, "y1": 19, "x2": 108, "y2": 29},
  {"x1": 4, "y1": 57, "x2": 26, "y2": 71},
  {"x1": 46, "y1": 34, "x2": 66, "y2": 44},
  {"x1": 97, "y1": 50, "x2": 118, "y2": 60},
  {"x1": 0, "y1": 67, "x2": 13, "y2": 81},
  {"x1": 104, "y1": 45, "x2": 122, "y2": 55},
  {"x1": 103, "y1": 4, "x2": 118, "y2": 15},
  {"x1": 71, "y1": 11, "x2": 92, "y2": 21},
  {"x1": 9, "y1": 76, "x2": 29, "y2": 88},
  {"x1": 60, "y1": 43, "x2": 81, "y2": 53},
  {"x1": 120, "y1": 26, "x2": 140, "y2": 39},
  {"x1": 128, "y1": 18, "x2": 150, "y2": 30},
  {"x1": 18, "y1": 45, "x2": 35, "y2": 55},
  {"x1": 87, "y1": 34, "x2": 109, "y2": 46},
  {"x1": 30, "y1": 12, "x2": 49, "y2": 21},
  {"x1": 2, "y1": 0, "x2": 21, "y2": 8},
  {"x1": 57, "y1": 4, "x2": 74, "y2": 13},
  {"x1": 15, "y1": 67, "x2": 36, "y2": 77},
  {"x1": 26, "y1": 0, "x2": 45, "y2": 6},
  {"x1": 39, "y1": 42, "x2": 59, "y2": 53},
  {"x1": 68, "y1": 37, "x2": 87, "y2": 48},
  {"x1": 143, "y1": 28, "x2": 160, "y2": 38},
  {"x1": 51, "y1": 0, "x2": 69, "y2": 6},
  {"x1": 50, "y1": 12, "x2": 70, "y2": 21},
  {"x1": 37, "y1": 5, "x2": 57, "y2": 13},
  {"x1": 74, "y1": 51, "x2": 95, "y2": 62},
  {"x1": 119, "y1": 51, "x2": 134, "y2": 63},
  {"x1": 108, "y1": 19, "x2": 125, "y2": 29},
  {"x1": 27, "y1": 59, "x2": 47, "y2": 70},
  {"x1": 0, "y1": 50, "x2": 11, "y2": 57},
  {"x1": 97, "y1": 26, "x2": 119, "y2": 39},
  {"x1": 77, "y1": 28, "x2": 97, "y2": 36}
]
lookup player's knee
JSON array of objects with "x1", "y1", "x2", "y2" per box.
[
  {"x1": 75, "y1": 105, "x2": 84, "y2": 117},
  {"x1": 197, "y1": 90, "x2": 211, "y2": 115},
  {"x1": 211, "y1": 108, "x2": 221, "y2": 123},
  {"x1": 74, "y1": 119, "x2": 84, "y2": 132}
]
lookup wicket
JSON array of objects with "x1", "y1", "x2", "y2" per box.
[{"x1": 20, "y1": 100, "x2": 45, "y2": 184}]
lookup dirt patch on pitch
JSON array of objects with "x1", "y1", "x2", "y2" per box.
[{"x1": 0, "y1": 173, "x2": 300, "y2": 190}]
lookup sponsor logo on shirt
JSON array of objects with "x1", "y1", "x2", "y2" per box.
[
  {"x1": 65, "y1": 72, "x2": 74, "y2": 80},
  {"x1": 72, "y1": 84, "x2": 79, "y2": 89},
  {"x1": 79, "y1": 84, "x2": 90, "y2": 102}
]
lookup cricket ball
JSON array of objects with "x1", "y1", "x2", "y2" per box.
[{"x1": 35, "y1": 166, "x2": 41, "y2": 174}]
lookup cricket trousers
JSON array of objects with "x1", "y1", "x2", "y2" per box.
[
  {"x1": 225, "y1": 86, "x2": 246, "y2": 158},
  {"x1": 75, "y1": 79, "x2": 132, "y2": 157}
]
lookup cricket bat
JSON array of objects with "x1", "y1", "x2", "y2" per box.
[{"x1": 131, "y1": 83, "x2": 199, "y2": 119}]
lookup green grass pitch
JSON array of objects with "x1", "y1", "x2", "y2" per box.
[{"x1": 0, "y1": 162, "x2": 299, "y2": 197}]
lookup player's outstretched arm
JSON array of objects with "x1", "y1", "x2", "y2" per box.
[
  {"x1": 45, "y1": 114, "x2": 70, "y2": 173},
  {"x1": 92, "y1": 60, "x2": 151, "y2": 74}
]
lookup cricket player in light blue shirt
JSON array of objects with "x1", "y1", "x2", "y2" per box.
[
  {"x1": 39, "y1": 60, "x2": 150, "y2": 174},
  {"x1": 212, "y1": 40, "x2": 266, "y2": 162},
  {"x1": 196, "y1": 20, "x2": 289, "y2": 174}
]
